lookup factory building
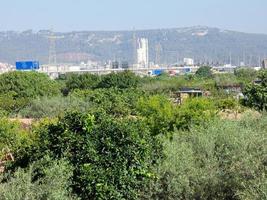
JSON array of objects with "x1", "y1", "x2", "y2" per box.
[{"x1": 137, "y1": 38, "x2": 149, "y2": 68}]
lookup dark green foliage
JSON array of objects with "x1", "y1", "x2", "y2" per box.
[
  {"x1": 71, "y1": 88, "x2": 144, "y2": 117},
  {"x1": 97, "y1": 71, "x2": 140, "y2": 89},
  {"x1": 0, "y1": 71, "x2": 60, "y2": 113},
  {"x1": 243, "y1": 70, "x2": 267, "y2": 111},
  {"x1": 23, "y1": 111, "x2": 161, "y2": 200},
  {"x1": 145, "y1": 115, "x2": 267, "y2": 200},
  {"x1": 0, "y1": 158, "x2": 78, "y2": 200},
  {"x1": 64, "y1": 73, "x2": 101, "y2": 94},
  {"x1": 195, "y1": 66, "x2": 213, "y2": 78},
  {"x1": 0, "y1": 71, "x2": 59, "y2": 99}
]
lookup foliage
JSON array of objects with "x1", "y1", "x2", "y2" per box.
[
  {"x1": 64, "y1": 73, "x2": 101, "y2": 94},
  {"x1": 18, "y1": 111, "x2": 162, "y2": 200},
  {"x1": 97, "y1": 71, "x2": 140, "y2": 89},
  {"x1": 175, "y1": 98, "x2": 216, "y2": 130},
  {"x1": 234, "y1": 68, "x2": 258, "y2": 83},
  {"x1": 71, "y1": 88, "x2": 144, "y2": 117},
  {"x1": 137, "y1": 95, "x2": 176, "y2": 135},
  {"x1": 243, "y1": 70, "x2": 267, "y2": 111},
  {"x1": 0, "y1": 71, "x2": 60, "y2": 113},
  {"x1": 0, "y1": 71, "x2": 60, "y2": 99},
  {"x1": 0, "y1": 118, "x2": 32, "y2": 158},
  {"x1": 145, "y1": 115, "x2": 267, "y2": 200},
  {"x1": 19, "y1": 96, "x2": 92, "y2": 119},
  {"x1": 0, "y1": 158, "x2": 77, "y2": 200},
  {"x1": 195, "y1": 66, "x2": 213, "y2": 78}
]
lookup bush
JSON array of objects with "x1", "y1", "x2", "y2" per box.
[
  {"x1": 137, "y1": 95, "x2": 176, "y2": 135},
  {"x1": 18, "y1": 111, "x2": 162, "y2": 199},
  {"x1": 19, "y1": 96, "x2": 92, "y2": 119},
  {"x1": 0, "y1": 158, "x2": 77, "y2": 200},
  {"x1": 71, "y1": 88, "x2": 144, "y2": 117},
  {"x1": 64, "y1": 73, "x2": 101, "y2": 94},
  {"x1": 97, "y1": 71, "x2": 140, "y2": 89},
  {"x1": 0, "y1": 118, "x2": 32, "y2": 158},
  {"x1": 243, "y1": 70, "x2": 267, "y2": 111},
  {"x1": 0, "y1": 71, "x2": 60, "y2": 113},
  {"x1": 175, "y1": 98, "x2": 216, "y2": 130},
  {"x1": 145, "y1": 115, "x2": 267, "y2": 200},
  {"x1": 195, "y1": 66, "x2": 213, "y2": 78}
]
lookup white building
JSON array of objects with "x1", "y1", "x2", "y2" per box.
[
  {"x1": 137, "y1": 38, "x2": 149, "y2": 68},
  {"x1": 183, "y1": 58, "x2": 194, "y2": 66}
]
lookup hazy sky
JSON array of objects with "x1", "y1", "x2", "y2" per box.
[{"x1": 1, "y1": 0, "x2": 267, "y2": 33}]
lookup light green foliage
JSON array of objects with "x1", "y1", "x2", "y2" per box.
[
  {"x1": 0, "y1": 158, "x2": 77, "y2": 200},
  {"x1": 19, "y1": 96, "x2": 92, "y2": 119},
  {"x1": 137, "y1": 95, "x2": 176, "y2": 135},
  {"x1": 243, "y1": 70, "x2": 267, "y2": 111},
  {"x1": 0, "y1": 118, "x2": 31, "y2": 158},
  {"x1": 234, "y1": 68, "x2": 258, "y2": 83},
  {"x1": 176, "y1": 98, "x2": 216, "y2": 130},
  {"x1": 147, "y1": 115, "x2": 267, "y2": 200}
]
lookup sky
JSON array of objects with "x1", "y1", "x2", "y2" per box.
[{"x1": 1, "y1": 0, "x2": 267, "y2": 34}]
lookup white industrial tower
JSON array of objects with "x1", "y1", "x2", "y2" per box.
[{"x1": 137, "y1": 38, "x2": 149, "y2": 68}]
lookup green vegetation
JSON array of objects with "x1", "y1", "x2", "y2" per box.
[
  {"x1": 0, "y1": 69, "x2": 266, "y2": 200},
  {"x1": 243, "y1": 70, "x2": 267, "y2": 111},
  {"x1": 195, "y1": 66, "x2": 213, "y2": 78}
]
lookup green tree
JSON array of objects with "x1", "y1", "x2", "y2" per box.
[
  {"x1": 19, "y1": 111, "x2": 161, "y2": 200},
  {"x1": 243, "y1": 70, "x2": 267, "y2": 111},
  {"x1": 97, "y1": 71, "x2": 140, "y2": 89},
  {"x1": 137, "y1": 95, "x2": 176, "y2": 136},
  {"x1": 195, "y1": 66, "x2": 213, "y2": 78},
  {"x1": 0, "y1": 71, "x2": 60, "y2": 112},
  {"x1": 64, "y1": 73, "x2": 101, "y2": 94}
]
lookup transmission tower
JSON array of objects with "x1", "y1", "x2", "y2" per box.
[
  {"x1": 47, "y1": 32, "x2": 64, "y2": 65},
  {"x1": 132, "y1": 28, "x2": 137, "y2": 65},
  {"x1": 155, "y1": 43, "x2": 162, "y2": 65}
]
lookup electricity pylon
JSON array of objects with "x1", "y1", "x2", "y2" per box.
[{"x1": 47, "y1": 31, "x2": 64, "y2": 65}]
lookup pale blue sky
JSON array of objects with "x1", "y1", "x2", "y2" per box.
[{"x1": 1, "y1": 0, "x2": 267, "y2": 33}]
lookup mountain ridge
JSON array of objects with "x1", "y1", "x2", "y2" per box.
[{"x1": 1, "y1": 26, "x2": 267, "y2": 65}]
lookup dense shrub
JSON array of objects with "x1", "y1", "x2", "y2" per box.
[
  {"x1": 71, "y1": 88, "x2": 144, "y2": 117},
  {"x1": 0, "y1": 118, "x2": 32, "y2": 158},
  {"x1": 0, "y1": 158, "x2": 77, "y2": 200},
  {"x1": 18, "y1": 111, "x2": 162, "y2": 200},
  {"x1": 0, "y1": 71, "x2": 60, "y2": 113},
  {"x1": 175, "y1": 98, "x2": 216, "y2": 130},
  {"x1": 195, "y1": 66, "x2": 213, "y2": 78},
  {"x1": 243, "y1": 70, "x2": 267, "y2": 111},
  {"x1": 19, "y1": 96, "x2": 92, "y2": 119},
  {"x1": 234, "y1": 68, "x2": 258, "y2": 83},
  {"x1": 145, "y1": 115, "x2": 267, "y2": 200},
  {"x1": 97, "y1": 71, "x2": 140, "y2": 89},
  {"x1": 137, "y1": 95, "x2": 176, "y2": 135},
  {"x1": 0, "y1": 71, "x2": 60, "y2": 99},
  {"x1": 64, "y1": 73, "x2": 101, "y2": 94}
]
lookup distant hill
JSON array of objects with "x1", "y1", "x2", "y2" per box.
[{"x1": 1, "y1": 26, "x2": 267, "y2": 65}]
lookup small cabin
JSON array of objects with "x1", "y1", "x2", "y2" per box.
[{"x1": 172, "y1": 88, "x2": 208, "y2": 104}]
